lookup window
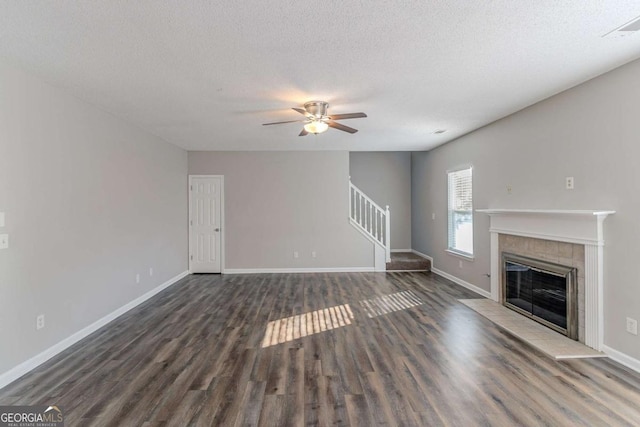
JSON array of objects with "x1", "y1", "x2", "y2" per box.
[{"x1": 447, "y1": 167, "x2": 473, "y2": 257}]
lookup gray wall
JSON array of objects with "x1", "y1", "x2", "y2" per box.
[
  {"x1": 0, "y1": 61, "x2": 188, "y2": 376},
  {"x1": 189, "y1": 151, "x2": 373, "y2": 270},
  {"x1": 412, "y1": 57, "x2": 640, "y2": 361},
  {"x1": 349, "y1": 152, "x2": 412, "y2": 250}
]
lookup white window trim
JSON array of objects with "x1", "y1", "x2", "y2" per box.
[
  {"x1": 445, "y1": 249, "x2": 475, "y2": 261},
  {"x1": 447, "y1": 166, "x2": 474, "y2": 257}
]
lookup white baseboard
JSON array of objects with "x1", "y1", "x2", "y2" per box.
[
  {"x1": 224, "y1": 267, "x2": 375, "y2": 274},
  {"x1": 410, "y1": 249, "x2": 490, "y2": 299},
  {"x1": 0, "y1": 270, "x2": 189, "y2": 390},
  {"x1": 603, "y1": 345, "x2": 640, "y2": 373},
  {"x1": 431, "y1": 267, "x2": 492, "y2": 299},
  {"x1": 391, "y1": 249, "x2": 413, "y2": 253},
  {"x1": 411, "y1": 249, "x2": 433, "y2": 263}
]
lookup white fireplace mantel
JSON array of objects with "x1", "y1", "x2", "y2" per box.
[
  {"x1": 476, "y1": 209, "x2": 615, "y2": 246},
  {"x1": 476, "y1": 208, "x2": 615, "y2": 351}
]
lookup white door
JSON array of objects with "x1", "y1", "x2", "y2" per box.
[{"x1": 189, "y1": 176, "x2": 223, "y2": 273}]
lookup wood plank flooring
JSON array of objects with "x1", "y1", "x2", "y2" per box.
[{"x1": 1, "y1": 272, "x2": 640, "y2": 426}]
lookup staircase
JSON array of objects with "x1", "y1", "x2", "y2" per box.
[
  {"x1": 349, "y1": 179, "x2": 390, "y2": 270},
  {"x1": 349, "y1": 178, "x2": 431, "y2": 272}
]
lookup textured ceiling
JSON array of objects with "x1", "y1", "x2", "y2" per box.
[{"x1": 1, "y1": 1, "x2": 640, "y2": 151}]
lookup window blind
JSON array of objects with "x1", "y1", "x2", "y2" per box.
[{"x1": 447, "y1": 167, "x2": 473, "y2": 256}]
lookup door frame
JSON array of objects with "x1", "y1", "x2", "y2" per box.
[{"x1": 188, "y1": 175, "x2": 225, "y2": 274}]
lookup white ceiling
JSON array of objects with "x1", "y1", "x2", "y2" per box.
[{"x1": 1, "y1": 1, "x2": 640, "y2": 151}]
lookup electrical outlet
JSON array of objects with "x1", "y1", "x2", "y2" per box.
[
  {"x1": 566, "y1": 176, "x2": 574, "y2": 190},
  {"x1": 293, "y1": 251, "x2": 299, "y2": 259},
  {"x1": 136, "y1": 274, "x2": 140, "y2": 284},
  {"x1": 149, "y1": 267, "x2": 153, "y2": 277},
  {"x1": 36, "y1": 314, "x2": 45, "y2": 330},
  {"x1": 507, "y1": 185, "x2": 512, "y2": 194},
  {"x1": 431, "y1": 213, "x2": 436, "y2": 220},
  {"x1": 626, "y1": 317, "x2": 638, "y2": 335},
  {"x1": 311, "y1": 251, "x2": 317, "y2": 258},
  {"x1": 0, "y1": 234, "x2": 8, "y2": 249}
]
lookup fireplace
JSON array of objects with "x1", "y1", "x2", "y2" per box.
[
  {"x1": 502, "y1": 252, "x2": 578, "y2": 339},
  {"x1": 477, "y1": 209, "x2": 615, "y2": 351}
]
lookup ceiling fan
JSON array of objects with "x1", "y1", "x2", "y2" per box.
[{"x1": 262, "y1": 101, "x2": 367, "y2": 136}]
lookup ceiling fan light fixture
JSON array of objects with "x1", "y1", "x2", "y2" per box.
[
  {"x1": 303, "y1": 120, "x2": 329, "y2": 134},
  {"x1": 262, "y1": 100, "x2": 365, "y2": 136}
]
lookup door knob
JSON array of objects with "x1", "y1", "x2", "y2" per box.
[{"x1": 214, "y1": 228, "x2": 220, "y2": 232}]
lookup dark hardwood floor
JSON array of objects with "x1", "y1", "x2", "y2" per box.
[{"x1": 1, "y1": 272, "x2": 639, "y2": 426}]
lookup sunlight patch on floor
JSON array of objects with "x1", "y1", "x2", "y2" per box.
[
  {"x1": 261, "y1": 304, "x2": 354, "y2": 348},
  {"x1": 359, "y1": 290, "x2": 422, "y2": 318}
]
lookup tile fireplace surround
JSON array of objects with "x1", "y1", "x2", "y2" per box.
[{"x1": 476, "y1": 209, "x2": 615, "y2": 351}]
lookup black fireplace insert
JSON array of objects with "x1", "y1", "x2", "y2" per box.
[{"x1": 502, "y1": 252, "x2": 578, "y2": 339}]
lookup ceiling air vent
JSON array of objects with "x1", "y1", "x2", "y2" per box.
[{"x1": 603, "y1": 15, "x2": 640, "y2": 38}]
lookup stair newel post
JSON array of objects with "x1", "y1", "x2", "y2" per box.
[{"x1": 385, "y1": 205, "x2": 391, "y2": 262}]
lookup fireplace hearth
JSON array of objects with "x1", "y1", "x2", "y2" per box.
[{"x1": 502, "y1": 252, "x2": 578, "y2": 339}]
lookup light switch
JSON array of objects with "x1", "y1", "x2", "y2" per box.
[
  {"x1": 0, "y1": 234, "x2": 8, "y2": 249},
  {"x1": 0, "y1": 212, "x2": 4, "y2": 227}
]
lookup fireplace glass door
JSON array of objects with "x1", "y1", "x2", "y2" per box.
[{"x1": 503, "y1": 253, "x2": 577, "y2": 338}]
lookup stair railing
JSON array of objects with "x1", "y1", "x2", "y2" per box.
[{"x1": 349, "y1": 178, "x2": 391, "y2": 262}]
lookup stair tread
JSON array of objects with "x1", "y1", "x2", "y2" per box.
[{"x1": 386, "y1": 252, "x2": 431, "y2": 271}]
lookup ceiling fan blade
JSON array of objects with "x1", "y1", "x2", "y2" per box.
[
  {"x1": 328, "y1": 112, "x2": 367, "y2": 120},
  {"x1": 262, "y1": 119, "x2": 306, "y2": 126},
  {"x1": 292, "y1": 107, "x2": 312, "y2": 117},
  {"x1": 328, "y1": 121, "x2": 358, "y2": 134},
  {"x1": 299, "y1": 128, "x2": 309, "y2": 136}
]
